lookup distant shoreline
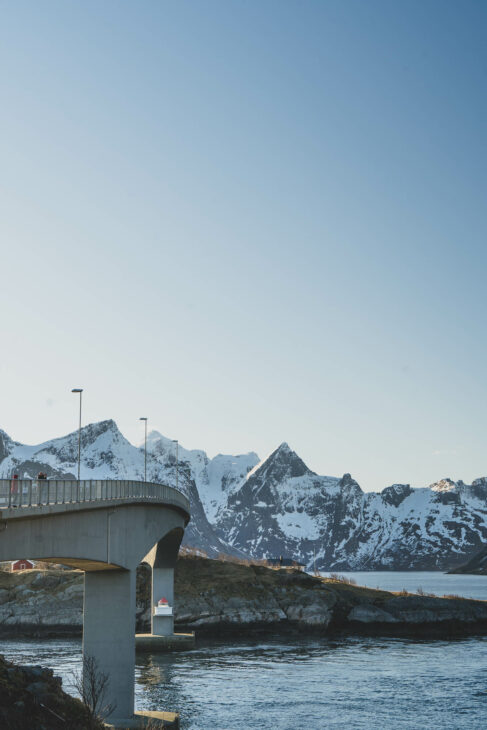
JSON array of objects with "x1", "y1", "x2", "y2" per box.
[{"x1": 1, "y1": 557, "x2": 487, "y2": 642}]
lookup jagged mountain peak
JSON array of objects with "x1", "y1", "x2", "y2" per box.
[
  {"x1": 146, "y1": 430, "x2": 172, "y2": 447},
  {"x1": 275, "y1": 442, "x2": 291, "y2": 453},
  {"x1": 79, "y1": 419, "x2": 120, "y2": 442},
  {"x1": 252, "y1": 442, "x2": 315, "y2": 483},
  {"x1": 92, "y1": 418, "x2": 117, "y2": 431},
  {"x1": 51, "y1": 419, "x2": 125, "y2": 455},
  {"x1": 337, "y1": 473, "x2": 362, "y2": 493},
  {"x1": 384, "y1": 482, "x2": 411, "y2": 491},
  {"x1": 145, "y1": 430, "x2": 179, "y2": 457},
  {"x1": 381, "y1": 483, "x2": 413, "y2": 507},
  {"x1": 429, "y1": 478, "x2": 457, "y2": 492},
  {"x1": 145, "y1": 432, "x2": 208, "y2": 476},
  {"x1": 146, "y1": 430, "x2": 203, "y2": 456},
  {"x1": 42, "y1": 419, "x2": 122, "y2": 449},
  {"x1": 472, "y1": 477, "x2": 487, "y2": 487}
]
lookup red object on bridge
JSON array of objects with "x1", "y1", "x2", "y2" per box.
[
  {"x1": 158, "y1": 597, "x2": 168, "y2": 606},
  {"x1": 10, "y1": 474, "x2": 19, "y2": 493}
]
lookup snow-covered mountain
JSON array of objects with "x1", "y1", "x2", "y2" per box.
[
  {"x1": 0, "y1": 421, "x2": 252, "y2": 557},
  {"x1": 212, "y1": 442, "x2": 487, "y2": 570},
  {"x1": 1, "y1": 422, "x2": 486, "y2": 570}
]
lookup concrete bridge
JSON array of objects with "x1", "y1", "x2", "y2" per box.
[{"x1": 0, "y1": 478, "x2": 190, "y2": 725}]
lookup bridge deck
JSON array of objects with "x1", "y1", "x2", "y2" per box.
[{"x1": 0, "y1": 479, "x2": 190, "y2": 522}]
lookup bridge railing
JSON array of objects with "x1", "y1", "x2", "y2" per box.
[{"x1": 0, "y1": 479, "x2": 190, "y2": 515}]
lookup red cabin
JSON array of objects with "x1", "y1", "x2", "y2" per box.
[{"x1": 11, "y1": 559, "x2": 34, "y2": 571}]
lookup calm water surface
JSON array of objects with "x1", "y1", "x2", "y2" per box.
[
  {"x1": 320, "y1": 571, "x2": 487, "y2": 600},
  {"x1": 1, "y1": 635, "x2": 487, "y2": 729},
  {"x1": 1, "y1": 573, "x2": 486, "y2": 729}
]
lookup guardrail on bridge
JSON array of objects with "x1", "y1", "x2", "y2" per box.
[{"x1": 0, "y1": 479, "x2": 190, "y2": 515}]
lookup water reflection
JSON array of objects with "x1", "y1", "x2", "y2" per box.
[{"x1": 137, "y1": 655, "x2": 168, "y2": 687}]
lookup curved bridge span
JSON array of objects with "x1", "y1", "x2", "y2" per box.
[
  {"x1": 0, "y1": 479, "x2": 191, "y2": 723},
  {"x1": 0, "y1": 477, "x2": 189, "y2": 514}
]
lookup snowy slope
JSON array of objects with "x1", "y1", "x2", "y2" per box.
[
  {"x1": 0, "y1": 421, "x2": 245, "y2": 557},
  {"x1": 198, "y1": 452, "x2": 259, "y2": 522},
  {"x1": 212, "y1": 443, "x2": 487, "y2": 571},
  {"x1": 144, "y1": 431, "x2": 258, "y2": 522}
]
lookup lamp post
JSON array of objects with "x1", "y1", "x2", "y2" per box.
[
  {"x1": 71, "y1": 388, "x2": 83, "y2": 500},
  {"x1": 172, "y1": 439, "x2": 178, "y2": 491},
  {"x1": 140, "y1": 418, "x2": 148, "y2": 482}
]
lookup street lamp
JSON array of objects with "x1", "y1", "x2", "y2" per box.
[
  {"x1": 140, "y1": 418, "x2": 148, "y2": 482},
  {"x1": 172, "y1": 439, "x2": 179, "y2": 491},
  {"x1": 71, "y1": 389, "x2": 83, "y2": 494}
]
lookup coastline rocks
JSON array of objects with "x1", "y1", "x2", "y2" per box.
[
  {"x1": 2, "y1": 558, "x2": 487, "y2": 639},
  {"x1": 0, "y1": 569, "x2": 83, "y2": 634},
  {"x1": 176, "y1": 598, "x2": 287, "y2": 628},
  {"x1": 173, "y1": 559, "x2": 336, "y2": 632},
  {"x1": 174, "y1": 557, "x2": 487, "y2": 636},
  {"x1": 347, "y1": 605, "x2": 398, "y2": 624},
  {"x1": 0, "y1": 654, "x2": 102, "y2": 729},
  {"x1": 382, "y1": 595, "x2": 487, "y2": 625}
]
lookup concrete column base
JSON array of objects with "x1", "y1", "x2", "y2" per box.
[
  {"x1": 104, "y1": 710, "x2": 179, "y2": 728},
  {"x1": 152, "y1": 567, "x2": 175, "y2": 636},
  {"x1": 135, "y1": 632, "x2": 195, "y2": 652},
  {"x1": 84, "y1": 569, "x2": 136, "y2": 720},
  {"x1": 152, "y1": 613, "x2": 174, "y2": 636}
]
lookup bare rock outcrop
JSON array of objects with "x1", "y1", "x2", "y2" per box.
[
  {"x1": 0, "y1": 653, "x2": 102, "y2": 729},
  {"x1": 2, "y1": 558, "x2": 487, "y2": 639}
]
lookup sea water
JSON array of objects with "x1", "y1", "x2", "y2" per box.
[
  {"x1": 1, "y1": 572, "x2": 486, "y2": 730},
  {"x1": 320, "y1": 570, "x2": 487, "y2": 600}
]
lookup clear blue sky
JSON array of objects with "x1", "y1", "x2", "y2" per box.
[{"x1": 0, "y1": 0, "x2": 485, "y2": 491}]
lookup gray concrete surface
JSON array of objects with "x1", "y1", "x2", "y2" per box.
[
  {"x1": 152, "y1": 568, "x2": 174, "y2": 636},
  {"x1": 143, "y1": 529, "x2": 182, "y2": 637},
  {"x1": 104, "y1": 709, "x2": 179, "y2": 728},
  {"x1": 135, "y1": 633, "x2": 195, "y2": 652},
  {"x1": 84, "y1": 569, "x2": 136, "y2": 718}
]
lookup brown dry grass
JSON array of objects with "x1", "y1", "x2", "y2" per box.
[{"x1": 328, "y1": 573, "x2": 357, "y2": 585}]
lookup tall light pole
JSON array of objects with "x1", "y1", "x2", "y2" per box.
[
  {"x1": 71, "y1": 389, "x2": 83, "y2": 492},
  {"x1": 140, "y1": 418, "x2": 148, "y2": 482},
  {"x1": 172, "y1": 439, "x2": 178, "y2": 491}
]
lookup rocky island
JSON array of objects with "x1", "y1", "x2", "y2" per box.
[{"x1": 1, "y1": 555, "x2": 487, "y2": 639}]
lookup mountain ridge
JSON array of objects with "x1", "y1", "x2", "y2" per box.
[{"x1": 0, "y1": 420, "x2": 486, "y2": 571}]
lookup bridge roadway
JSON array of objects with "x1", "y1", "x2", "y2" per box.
[{"x1": 0, "y1": 478, "x2": 190, "y2": 724}]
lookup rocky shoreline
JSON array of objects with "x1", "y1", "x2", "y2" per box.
[
  {"x1": 0, "y1": 653, "x2": 102, "y2": 730},
  {"x1": 171, "y1": 556, "x2": 487, "y2": 638},
  {"x1": 1, "y1": 556, "x2": 487, "y2": 639}
]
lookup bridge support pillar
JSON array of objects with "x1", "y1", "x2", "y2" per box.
[
  {"x1": 83, "y1": 569, "x2": 136, "y2": 720},
  {"x1": 152, "y1": 567, "x2": 174, "y2": 636}
]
